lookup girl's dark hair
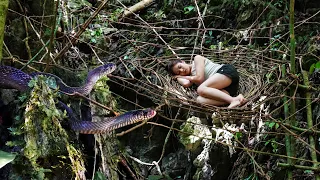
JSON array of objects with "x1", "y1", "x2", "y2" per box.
[{"x1": 166, "y1": 59, "x2": 182, "y2": 75}]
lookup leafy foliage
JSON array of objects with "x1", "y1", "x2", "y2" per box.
[{"x1": 6, "y1": 76, "x2": 86, "y2": 179}]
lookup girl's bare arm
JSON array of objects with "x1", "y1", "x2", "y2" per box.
[
  {"x1": 177, "y1": 78, "x2": 193, "y2": 88},
  {"x1": 193, "y1": 55, "x2": 206, "y2": 84}
]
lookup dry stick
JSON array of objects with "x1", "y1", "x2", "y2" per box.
[
  {"x1": 88, "y1": 44, "x2": 104, "y2": 64},
  {"x1": 116, "y1": 0, "x2": 179, "y2": 59},
  {"x1": 295, "y1": 98, "x2": 320, "y2": 136},
  {"x1": 92, "y1": 136, "x2": 98, "y2": 179},
  {"x1": 108, "y1": 23, "x2": 154, "y2": 59},
  {"x1": 54, "y1": 0, "x2": 109, "y2": 61},
  {"x1": 45, "y1": 0, "x2": 60, "y2": 72},
  {"x1": 199, "y1": 0, "x2": 211, "y2": 51},
  {"x1": 273, "y1": 117, "x2": 320, "y2": 156},
  {"x1": 119, "y1": 57, "x2": 135, "y2": 79},
  {"x1": 62, "y1": 92, "x2": 119, "y2": 116},
  {"x1": 119, "y1": 156, "x2": 138, "y2": 180},
  {"x1": 15, "y1": 0, "x2": 32, "y2": 59},
  {"x1": 237, "y1": 140, "x2": 270, "y2": 179},
  {"x1": 190, "y1": 0, "x2": 207, "y2": 58},
  {"x1": 8, "y1": 57, "x2": 81, "y2": 72},
  {"x1": 236, "y1": 0, "x2": 274, "y2": 47},
  {"x1": 263, "y1": 9, "x2": 320, "y2": 52},
  {"x1": 25, "y1": 17, "x2": 50, "y2": 62},
  {"x1": 116, "y1": 119, "x2": 147, "y2": 137},
  {"x1": 282, "y1": 123, "x2": 320, "y2": 135},
  {"x1": 278, "y1": 163, "x2": 320, "y2": 172},
  {"x1": 127, "y1": 155, "x2": 163, "y2": 176},
  {"x1": 302, "y1": 70, "x2": 320, "y2": 180},
  {"x1": 110, "y1": 91, "x2": 144, "y2": 109},
  {"x1": 2, "y1": 44, "x2": 40, "y2": 72},
  {"x1": 156, "y1": 106, "x2": 181, "y2": 164},
  {"x1": 122, "y1": 0, "x2": 154, "y2": 17},
  {"x1": 278, "y1": 79, "x2": 319, "y2": 91},
  {"x1": 275, "y1": 98, "x2": 319, "y2": 136},
  {"x1": 113, "y1": 20, "x2": 232, "y2": 35}
]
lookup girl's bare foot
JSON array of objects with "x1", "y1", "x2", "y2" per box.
[
  {"x1": 228, "y1": 99, "x2": 241, "y2": 108},
  {"x1": 228, "y1": 94, "x2": 247, "y2": 108},
  {"x1": 236, "y1": 94, "x2": 243, "y2": 102},
  {"x1": 236, "y1": 94, "x2": 247, "y2": 105}
]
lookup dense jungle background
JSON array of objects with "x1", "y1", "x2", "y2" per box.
[{"x1": 0, "y1": 0, "x2": 319, "y2": 179}]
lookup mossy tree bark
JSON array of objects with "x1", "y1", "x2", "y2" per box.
[
  {"x1": 302, "y1": 71, "x2": 320, "y2": 180},
  {"x1": 0, "y1": 0, "x2": 9, "y2": 62},
  {"x1": 287, "y1": 0, "x2": 296, "y2": 179},
  {"x1": 282, "y1": 65, "x2": 292, "y2": 180}
]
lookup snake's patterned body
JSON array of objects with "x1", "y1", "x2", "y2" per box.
[{"x1": 0, "y1": 64, "x2": 156, "y2": 134}]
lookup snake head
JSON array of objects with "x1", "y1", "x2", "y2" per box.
[
  {"x1": 135, "y1": 108, "x2": 157, "y2": 120},
  {"x1": 87, "y1": 63, "x2": 117, "y2": 83},
  {"x1": 122, "y1": 108, "x2": 157, "y2": 122}
]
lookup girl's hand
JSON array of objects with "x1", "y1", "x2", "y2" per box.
[
  {"x1": 177, "y1": 78, "x2": 192, "y2": 88},
  {"x1": 174, "y1": 75, "x2": 193, "y2": 82},
  {"x1": 173, "y1": 75, "x2": 183, "y2": 80}
]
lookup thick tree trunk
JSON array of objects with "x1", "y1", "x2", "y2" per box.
[{"x1": 0, "y1": 0, "x2": 9, "y2": 61}]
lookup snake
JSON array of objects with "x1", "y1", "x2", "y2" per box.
[{"x1": 0, "y1": 64, "x2": 156, "y2": 134}]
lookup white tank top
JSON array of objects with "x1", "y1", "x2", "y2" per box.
[{"x1": 191, "y1": 58, "x2": 223, "y2": 80}]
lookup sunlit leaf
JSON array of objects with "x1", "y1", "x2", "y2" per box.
[
  {"x1": 0, "y1": 150, "x2": 16, "y2": 168},
  {"x1": 184, "y1": 6, "x2": 194, "y2": 14}
]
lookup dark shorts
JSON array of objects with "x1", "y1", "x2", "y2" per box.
[{"x1": 217, "y1": 64, "x2": 239, "y2": 96}]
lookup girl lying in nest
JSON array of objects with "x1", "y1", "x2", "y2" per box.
[{"x1": 167, "y1": 55, "x2": 246, "y2": 108}]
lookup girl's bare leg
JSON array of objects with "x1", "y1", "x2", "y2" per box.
[
  {"x1": 197, "y1": 73, "x2": 243, "y2": 108},
  {"x1": 196, "y1": 96, "x2": 228, "y2": 106}
]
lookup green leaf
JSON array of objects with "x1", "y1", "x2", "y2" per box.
[
  {"x1": 184, "y1": 6, "x2": 194, "y2": 14},
  {"x1": 315, "y1": 61, "x2": 320, "y2": 69},
  {"x1": 18, "y1": 95, "x2": 27, "y2": 102},
  {"x1": 268, "y1": 122, "x2": 275, "y2": 128},
  {"x1": 45, "y1": 77, "x2": 58, "y2": 89},
  {"x1": 235, "y1": 132, "x2": 243, "y2": 140},
  {"x1": 28, "y1": 78, "x2": 36, "y2": 88},
  {"x1": 309, "y1": 63, "x2": 315, "y2": 73},
  {"x1": 244, "y1": 173, "x2": 253, "y2": 180},
  {"x1": 265, "y1": 140, "x2": 270, "y2": 146},
  {"x1": 209, "y1": 45, "x2": 216, "y2": 50},
  {"x1": 93, "y1": 171, "x2": 107, "y2": 180},
  {"x1": 0, "y1": 150, "x2": 16, "y2": 168},
  {"x1": 91, "y1": 38, "x2": 97, "y2": 43},
  {"x1": 6, "y1": 141, "x2": 24, "y2": 147},
  {"x1": 14, "y1": 115, "x2": 21, "y2": 121},
  {"x1": 7, "y1": 127, "x2": 23, "y2": 136},
  {"x1": 148, "y1": 175, "x2": 164, "y2": 180},
  {"x1": 304, "y1": 170, "x2": 313, "y2": 174}
]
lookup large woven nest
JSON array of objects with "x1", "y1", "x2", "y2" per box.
[{"x1": 107, "y1": 46, "x2": 283, "y2": 124}]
